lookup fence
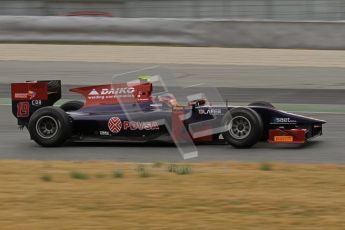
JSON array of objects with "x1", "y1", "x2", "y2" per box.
[
  {"x1": 1, "y1": 0, "x2": 345, "y2": 21},
  {"x1": 1, "y1": 16, "x2": 345, "y2": 49}
]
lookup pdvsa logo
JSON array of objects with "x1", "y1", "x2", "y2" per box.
[
  {"x1": 124, "y1": 121, "x2": 159, "y2": 131},
  {"x1": 108, "y1": 118, "x2": 160, "y2": 133},
  {"x1": 108, "y1": 117, "x2": 122, "y2": 133}
]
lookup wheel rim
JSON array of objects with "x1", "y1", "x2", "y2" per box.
[
  {"x1": 35, "y1": 116, "x2": 59, "y2": 139},
  {"x1": 229, "y1": 116, "x2": 252, "y2": 140}
]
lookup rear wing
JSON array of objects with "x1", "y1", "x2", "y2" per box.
[{"x1": 11, "y1": 80, "x2": 61, "y2": 126}]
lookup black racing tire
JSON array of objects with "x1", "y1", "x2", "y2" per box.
[
  {"x1": 28, "y1": 107, "x2": 72, "y2": 147},
  {"x1": 60, "y1": 101, "x2": 84, "y2": 112},
  {"x1": 223, "y1": 107, "x2": 263, "y2": 148},
  {"x1": 248, "y1": 101, "x2": 275, "y2": 109}
]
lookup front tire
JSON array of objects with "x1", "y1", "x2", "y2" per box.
[
  {"x1": 28, "y1": 107, "x2": 72, "y2": 147},
  {"x1": 223, "y1": 107, "x2": 263, "y2": 148}
]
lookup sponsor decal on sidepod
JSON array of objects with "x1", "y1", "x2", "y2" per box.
[
  {"x1": 88, "y1": 87, "x2": 135, "y2": 100},
  {"x1": 271, "y1": 117, "x2": 297, "y2": 124},
  {"x1": 123, "y1": 121, "x2": 159, "y2": 131},
  {"x1": 198, "y1": 108, "x2": 221, "y2": 115},
  {"x1": 108, "y1": 117, "x2": 159, "y2": 133}
]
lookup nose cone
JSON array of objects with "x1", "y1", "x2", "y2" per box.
[{"x1": 294, "y1": 113, "x2": 326, "y2": 124}]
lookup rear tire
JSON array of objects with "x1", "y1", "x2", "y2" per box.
[
  {"x1": 60, "y1": 100, "x2": 84, "y2": 112},
  {"x1": 28, "y1": 107, "x2": 72, "y2": 147},
  {"x1": 223, "y1": 107, "x2": 263, "y2": 148}
]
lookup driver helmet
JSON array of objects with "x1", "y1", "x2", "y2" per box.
[
  {"x1": 157, "y1": 93, "x2": 177, "y2": 107},
  {"x1": 188, "y1": 98, "x2": 207, "y2": 106},
  {"x1": 138, "y1": 75, "x2": 151, "y2": 83}
]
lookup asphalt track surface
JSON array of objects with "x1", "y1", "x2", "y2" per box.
[
  {"x1": 1, "y1": 61, "x2": 345, "y2": 89},
  {"x1": 1, "y1": 61, "x2": 345, "y2": 104},
  {"x1": 1, "y1": 105, "x2": 343, "y2": 163},
  {"x1": 1, "y1": 61, "x2": 344, "y2": 163},
  {"x1": 2, "y1": 84, "x2": 345, "y2": 105}
]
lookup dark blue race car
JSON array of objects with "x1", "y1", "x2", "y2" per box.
[{"x1": 11, "y1": 80, "x2": 325, "y2": 148}]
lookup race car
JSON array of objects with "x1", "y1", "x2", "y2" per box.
[{"x1": 11, "y1": 80, "x2": 325, "y2": 148}]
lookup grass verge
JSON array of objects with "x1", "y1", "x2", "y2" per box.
[
  {"x1": 137, "y1": 164, "x2": 151, "y2": 177},
  {"x1": 260, "y1": 162, "x2": 273, "y2": 171},
  {"x1": 70, "y1": 171, "x2": 89, "y2": 180},
  {"x1": 40, "y1": 174, "x2": 52, "y2": 182},
  {"x1": 113, "y1": 169, "x2": 124, "y2": 178}
]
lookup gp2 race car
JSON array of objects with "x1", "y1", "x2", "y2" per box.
[{"x1": 11, "y1": 80, "x2": 325, "y2": 148}]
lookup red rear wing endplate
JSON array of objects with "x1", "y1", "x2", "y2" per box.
[
  {"x1": 11, "y1": 80, "x2": 61, "y2": 125},
  {"x1": 11, "y1": 82, "x2": 48, "y2": 101}
]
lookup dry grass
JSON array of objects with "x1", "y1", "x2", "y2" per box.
[{"x1": 0, "y1": 160, "x2": 344, "y2": 230}]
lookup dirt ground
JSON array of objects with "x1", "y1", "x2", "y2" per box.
[{"x1": 0, "y1": 160, "x2": 344, "y2": 230}]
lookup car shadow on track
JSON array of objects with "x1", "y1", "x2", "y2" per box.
[
  {"x1": 62, "y1": 140, "x2": 323, "y2": 149},
  {"x1": 63, "y1": 141, "x2": 176, "y2": 148},
  {"x1": 253, "y1": 140, "x2": 323, "y2": 149}
]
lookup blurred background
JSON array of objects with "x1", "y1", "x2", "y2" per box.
[
  {"x1": 1, "y1": 0, "x2": 345, "y2": 20},
  {"x1": 1, "y1": 0, "x2": 345, "y2": 49},
  {"x1": 1, "y1": 3, "x2": 345, "y2": 228}
]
